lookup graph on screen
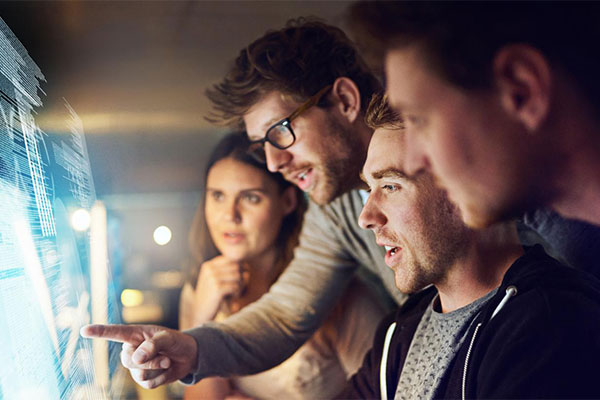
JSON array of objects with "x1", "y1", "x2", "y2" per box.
[{"x1": 0, "y1": 17, "x2": 122, "y2": 399}]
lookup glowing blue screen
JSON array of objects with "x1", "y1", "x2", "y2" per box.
[{"x1": 0, "y1": 17, "x2": 121, "y2": 399}]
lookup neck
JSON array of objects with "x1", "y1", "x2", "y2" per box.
[
  {"x1": 244, "y1": 245, "x2": 282, "y2": 287},
  {"x1": 358, "y1": 119, "x2": 375, "y2": 157},
  {"x1": 551, "y1": 141, "x2": 600, "y2": 225},
  {"x1": 436, "y1": 222, "x2": 523, "y2": 313},
  {"x1": 352, "y1": 120, "x2": 374, "y2": 191},
  {"x1": 546, "y1": 78, "x2": 600, "y2": 225}
]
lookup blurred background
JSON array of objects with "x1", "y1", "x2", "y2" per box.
[{"x1": 0, "y1": 1, "x2": 352, "y2": 398}]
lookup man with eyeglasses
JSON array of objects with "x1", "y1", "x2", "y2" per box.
[
  {"x1": 82, "y1": 19, "x2": 401, "y2": 389},
  {"x1": 80, "y1": 17, "x2": 600, "y2": 390}
]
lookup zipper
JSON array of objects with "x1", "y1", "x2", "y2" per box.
[
  {"x1": 462, "y1": 286, "x2": 518, "y2": 399},
  {"x1": 462, "y1": 322, "x2": 482, "y2": 400}
]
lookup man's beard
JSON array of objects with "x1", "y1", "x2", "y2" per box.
[
  {"x1": 399, "y1": 186, "x2": 472, "y2": 293},
  {"x1": 310, "y1": 116, "x2": 366, "y2": 205}
]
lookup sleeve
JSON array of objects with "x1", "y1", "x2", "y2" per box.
[
  {"x1": 328, "y1": 279, "x2": 389, "y2": 378},
  {"x1": 335, "y1": 312, "x2": 397, "y2": 400},
  {"x1": 182, "y1": 200, "x2": 359, "y2": 383},
  {"x1": 472, "y1": 288, "x2": 600, "y2": 399},
  {"x1": 521, "y1": 207, "x2": 600, "y2": 277}
]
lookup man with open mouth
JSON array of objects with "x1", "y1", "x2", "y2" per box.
[{"x1": 339, "y1": 93, "x2": 600, "y2": 399}]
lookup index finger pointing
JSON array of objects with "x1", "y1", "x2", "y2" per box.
[{"x1": 80, "y1": 324, "x2": 144, "y2": 346}]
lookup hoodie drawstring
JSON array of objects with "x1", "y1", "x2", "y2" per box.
[
  {"x1": 491, "y1": 286, "x2": 517, "y2": 320},
  {"x1": 380, "y1": 322, "x2": 397, "y2": 400},
  {"x1": 462, "y1": 286, "x2": 518, "y2": 399}
]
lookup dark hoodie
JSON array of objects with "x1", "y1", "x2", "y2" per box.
[{"x1": 339, "y1": 245, "x2": 600, "y2": 399}]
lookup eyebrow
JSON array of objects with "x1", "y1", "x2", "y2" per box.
[
  {"x1": 261, "y1": 117, "x2": 282, "y2": 132},
  {"x1": 360, "y1": 167, "x2": 413, "y2": 183},
  {"x1": 384, "y1": 92, "x2": 410, "y2": 114},
  {"x1": 206, "y1": 187, "x2": 268, "y2": 193}
]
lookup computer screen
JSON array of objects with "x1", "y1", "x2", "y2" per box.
[{"x1": 0, "y1": 17, "x2": 122, "y2": 399}]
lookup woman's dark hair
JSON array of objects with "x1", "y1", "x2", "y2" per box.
[{"x1": 186, "y1": 132, "x2": 306, "y2": 286}]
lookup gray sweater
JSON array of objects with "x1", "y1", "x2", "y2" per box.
[{"x1": 183, "y1": 189, "x2": 403, "y2": 382}]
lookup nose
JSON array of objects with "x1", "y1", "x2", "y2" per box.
[
  {"x1": 358, "y1": 194, "x2": 387, "y2": 230},
  {"x1": 403, "y1": 129, "x2": 431, "y2": 176},
  {"x1": 223, "y1": 199, "x2": 242, "y2": 224},
  {"x1": 264, "y1": 142, "x2": 292, "y2": 173}
]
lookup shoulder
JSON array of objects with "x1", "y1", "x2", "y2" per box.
[
  {"x1": 311, "y1": 190, "x2": 365, "y2": 223},
  {"x1": 483, "y1": 246, "x2": 600, "y2": 337},
  {"x1": 497, "y1": 245, "x2": 600, "y2": 320},
  {"x1": 466, "y1": 247, "x2": 600, "y2": 398}
]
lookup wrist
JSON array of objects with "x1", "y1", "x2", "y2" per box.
[{"x1": 184, "y1": 332, "x2": 199, "y2": 371}]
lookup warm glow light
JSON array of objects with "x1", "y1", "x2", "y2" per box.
[
  {"x1": 90, "y1": 202, "x2": 109, "y2": 387},
  {"x1": 153, "y1": 225, "x2": 172, "y2": 246},
  {"x1": 121, "y1": 289, "x2": 144, "y2": 307},
  {"x1": 71, "y1": 209, "x2": 91, "y2": 231}
]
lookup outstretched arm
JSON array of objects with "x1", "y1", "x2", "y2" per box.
[
  {"x1": 182, "y1": 199, "x2": 359, "y2": 382},
  {"x1": 80, "y1": 324, "x2": 198, "y2": 389}
]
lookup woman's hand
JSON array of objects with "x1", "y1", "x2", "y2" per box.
[{"x1": 192, "y1": 255, "x2": 249, "y2": 324}]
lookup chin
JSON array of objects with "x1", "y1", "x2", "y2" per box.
[
  {"x1": 311, "y1": 183, "x2": 347, "y2": 206},
  {"x1": 308, "y1": 187, "x2": 332, "y2": 205},
  {"x1": 394, "y1": 272, "x2": 422, "y2": 294},
  {"x1": 461, "y1": 197, "x2": 527, "y2": 229},
  {"x1": 460, "y1": 208, "x2": 496, "y2": 229},
  {"x1": 220, "y1": 249, "x2": 248, "y2": 262},
  {"x1": 395, "y1": 280, "x2": 423, "y2": 295}
]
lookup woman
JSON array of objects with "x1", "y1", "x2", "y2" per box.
[{"x1": 179, "y1": 132, "x2": 386, "y2": 399}]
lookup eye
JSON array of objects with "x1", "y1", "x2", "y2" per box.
[
  {"x1": 242, "y1": 193, "x2": 261, "y2": 204},
  {"x1": 209, "y1": 191, "x2": 224, "y2": 202},
  {"x1": 248, "y1": 134, "x2": 264, "y2": 142},
  {"x1": 382, "y1": 183, "x2": 400, "y2": 193},
  {"x1": 405, "y1": 114, "x2": 424, "y2": 127}
]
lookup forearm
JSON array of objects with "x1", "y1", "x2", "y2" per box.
[
  {"x1": 332, "y1": 279, "x2": 388, "y2": 377},
  {"x1": 184, "y1": 377, "x2": 231, "y2": 400},
  {"x1": 183, "y1": 258, "x2": 355, "y2": 381},
  {"x1": 182, "y1": 202, "x2": 358, "y2": 382},
  {"x1": 179, "y1": 283, "x2": 219, "y2": 330}
]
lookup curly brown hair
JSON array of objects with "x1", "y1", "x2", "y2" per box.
[
  {"x1": 206, "y1": 17, "x2": 382, "y2": 128},
  {"x1": 365, "y1": 92, "x2": 404, "y2": 131}
]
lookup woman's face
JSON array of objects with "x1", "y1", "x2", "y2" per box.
[{"x1": 205, "y1": 157, "x2": 296, "y2": 262}]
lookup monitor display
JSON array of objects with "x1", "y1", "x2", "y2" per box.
[{"x1": 0, "y1": 17, "x2": 122, "y2": 399}]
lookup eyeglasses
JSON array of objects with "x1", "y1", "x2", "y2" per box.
[{"x1": 248, "y1": 84, "x2": 333, "y2": 163}]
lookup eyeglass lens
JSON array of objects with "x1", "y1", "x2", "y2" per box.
[
  {"x1": 267, "y1": 123, "x2": 295, "y2": 148},
  {"x1": 248, "y1": 142, "x2": 267, "y2": 163}
]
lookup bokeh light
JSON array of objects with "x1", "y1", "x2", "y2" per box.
[{"x1": 153, "y1": 225, "x2": 172, "y2": 246}]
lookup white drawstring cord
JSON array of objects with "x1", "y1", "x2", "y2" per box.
[
  {"x1": 463, "y1": 285, "x2": 518, "y2": 399},
  {"x1": 380, "y1": 322, "x2": 397, "y2": 400},
  {"x1": 491, "y1": 286, "x2": 517, "y2": 319}
]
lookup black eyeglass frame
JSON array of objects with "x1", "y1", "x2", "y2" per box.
[{"x1": 248, "y1": 84, "x2": 333, "y2": 156}]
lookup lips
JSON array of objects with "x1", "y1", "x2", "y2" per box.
[
  {"x1": 378, "y1": 242, "x2": 402, "y2": 267},
  {"x1": 222, "y1": 232, "x2": 245, "y2": 244},
  {"x1": 292, "y1": 167, "x2": 314, "y2": 192}
]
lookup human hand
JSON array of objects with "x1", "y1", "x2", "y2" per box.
[
  {"x1": 80, "y1": 324, "x2": 198, "y2": 389},
  {"x1": 194, "y1": 255, "x2": 250, "y2": 323}
]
